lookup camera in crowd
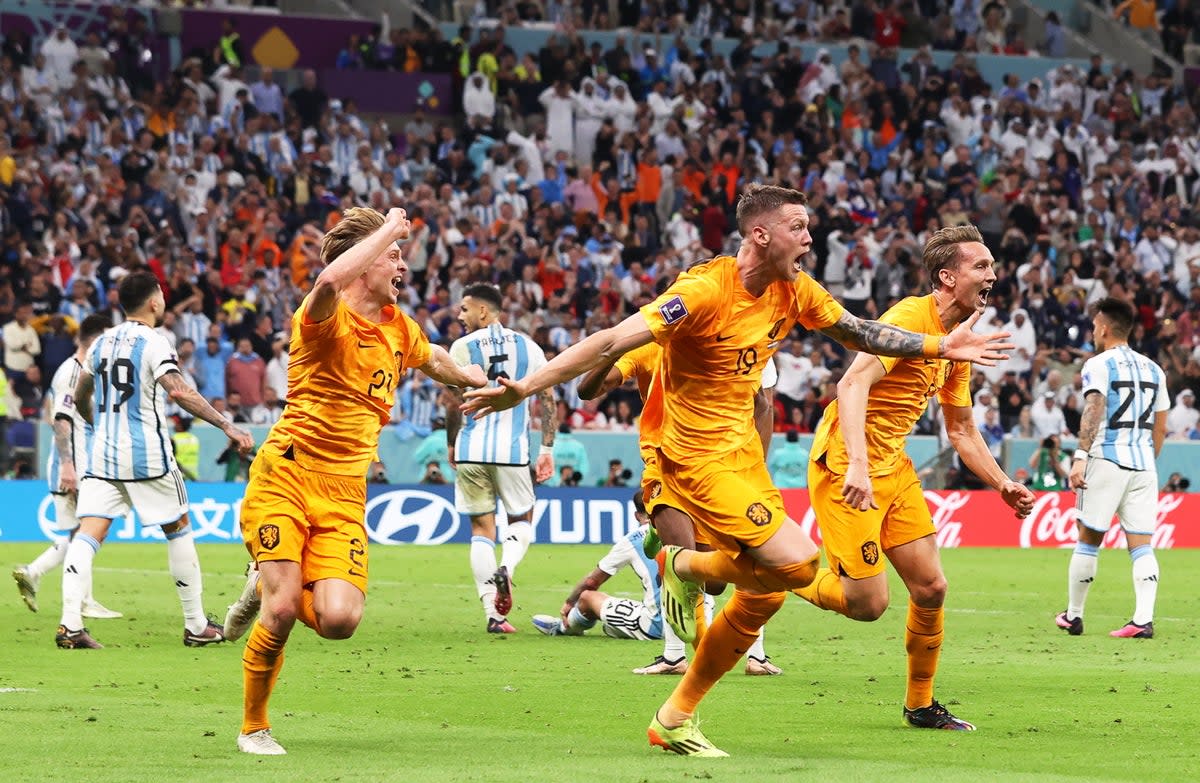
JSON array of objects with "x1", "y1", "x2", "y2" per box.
[
  {"x1": 560, "y1": 466, "x2": 583, "y2": 487},
  {"x1": 1163, "y1": 472, "x2": 1191, "y2": 492}
]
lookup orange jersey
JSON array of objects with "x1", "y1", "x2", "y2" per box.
[
  {"x1": 263, "y1": 297, "x2": 432, "y2": 476},
  {"x1": 812, "y1": 295, "x2": 971, "y2": 477},
  {"x1": 640, "y1": 256, "x2": 844, "y2": 464},
  {"x1": 615, "y1": 341, "x2": 663, "y2": 462}
]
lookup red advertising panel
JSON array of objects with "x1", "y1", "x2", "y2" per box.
[{"x1": 781, "y1": 490, "x2": 1196, "y2": 549}]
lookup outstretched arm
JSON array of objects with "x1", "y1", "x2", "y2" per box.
[
  {"x1": 944, "y1": 404, "x2": 1034, "y2": 517},
  {"x1": 463, "y1": 312, "x2": 654, "y2": 417},
  {"x1": 577, "y1": 360, "x2": 624, "y2": 401},
  {"x1": 418, "y1": 345, "x2": 488, "y2": 389},
  {"x1": 818, "y1": 310, "x2": 1012, "y2": 366}
]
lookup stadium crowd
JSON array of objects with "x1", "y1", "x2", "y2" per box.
[{"x1": 2, "y1": 5, "x2": 1200, "y2": 483}]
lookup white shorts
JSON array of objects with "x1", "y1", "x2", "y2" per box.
[
  {"x1": 1076, "y1": 459, "x2": 1158, "y2": 536},
  {"x1": 77, "y1": 470, "x2": 190, "y2": 528},
  {"x1": 454, "y1": 463, "x2": 535, "y2": 517},
  {"x1": 599, "y1": 597, "x2": 662, "y2": 641},
  {"x1": 51, "y1": 492, "x2": 80, "y2": 532}
]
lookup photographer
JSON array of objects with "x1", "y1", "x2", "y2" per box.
[
  {"x1": 1029, "y1": 434, "x2": 1070, "y2": 490},
  {"x1": 421, "y1": 460, "x2": 446, "y2": 485},
  {"x1": 1162, "y1": 472, "x2": 1191, "y2": 493},
  {"x1": 560, "y1": 466, "x2": 583, "y2": 487},
  {"x1": 601, "y1": 459, "x2": 633, "y2": 488}
]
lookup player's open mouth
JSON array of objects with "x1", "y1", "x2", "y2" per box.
[
  {"x1": 793, "y1": 253, "x2": 806, "y2": 272},
  {"x1": 391, "y1": 276, "x2": 403, "y2": 295},
  {"x1": 977, "y1": 285, "x2": 991, "y2": 307}
]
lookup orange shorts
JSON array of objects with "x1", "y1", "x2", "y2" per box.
[
  {"x1": 658, "y1": 441, "x2": 786, "y2": 558},
  {"x1": 641, "y1": 453, "x2": 712, "y2": 548},
  {"x1": 240, "y1": 447, "x2": 370, "y2": 594},
  {"x1": 808, "y1": 456, "x2": 934, "y2": 580}
]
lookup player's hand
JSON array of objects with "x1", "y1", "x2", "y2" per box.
[
  {"x1": 225, "y1": 425, "x2": 255, "y2": 456},
  {"x1": 385, "y1": 207, "x2": 411, "y2": 240},
  {"x1": 462, "y1": 377, "x2": 529, "y2": 418},
  {"x1": 460, "y1": 365, "x2": 488, "y2": 389},
  {"x1": 560, "y1": 601, "x2": 574, "y2": 627},
  {"x1": 1001, "y1": 480, "x2": 1035, "y2": 518},
  {"x1": 59, "y1": 463, "x2": 78, "y2": 496},
  {"x1": 447, "y1": 445, "x2": 457, "y2": 470},
  {"x1": 1069, "y1": 459, "x2": 1087, "y2": 491},
  {"x1": 535, "y1": 452, "x2": 554, "y2": 483},
  {"x1": 841, "y1": 462, "x2": 878, "y2": 512},
  {"x1": 941, "y1": 311, "x2": 1014, "y2": 366}
]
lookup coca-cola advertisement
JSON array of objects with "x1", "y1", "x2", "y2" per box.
[{"x1": 781, "y1": 490, "x2": 1193, "y2": 549}]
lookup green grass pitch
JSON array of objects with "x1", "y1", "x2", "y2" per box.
[{"x1": 1, "y1": 543, "x2": 1197, "y2": 782}]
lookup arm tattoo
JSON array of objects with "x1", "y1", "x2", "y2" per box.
[
  {"x1": 444, "y1": 386, "x2": 465, "y2": 447},
  {"x1": 1077, "y1": 393, "x2": 1105, "y2": 452},
  {"x1": 818, "y1": 312, "x2": 938, "y2": 358},
  {"x1": 53, "y1": 418, "x2": 74, "y2": 467},
  {"x1": 158, "y1": 371, "x2": 230, "y2": 431},
  {"x1": 539, "y1": 390, "x2": 556, "y2": 447}
]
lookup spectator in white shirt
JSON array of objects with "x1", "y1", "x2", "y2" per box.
[
  {"x1": 1166, "y1": 389, "x2": 1200, "y2": 439},
  {"x1": 1030, "y1": 391, "x2": 1070, "y2": 439}
]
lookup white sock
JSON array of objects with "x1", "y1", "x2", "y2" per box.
[
  {"x1": 27, "y1": 538, "x2": 69, "y2": 579},
  {"x1": 661, "y1": 619, "x2": 687, "y2": 661},
  {"x1": 566, "y1": 605, "x2": 597, "y2": 632},
  {"x1": 1130, "y1": 545, "x2": 1159, "y2": 625},
  {"x1": 746, "y1": 627, "x2": 767, "y2": 661},
  {"x1": 470, "y1": 536, "x2": 499, "y2": 620},
  {"x1": 60, "y1": 534, "x2": 100, "y2": 630},
  {"x1": 165, "y1": 528, "x2": 207, "y2": 634},
  {"x1": 499, "y1": 521, "x2": 532, "y2": 579},
  {"x1": 1067, "y1": 542, "x2": 1099, "y2": 620}
]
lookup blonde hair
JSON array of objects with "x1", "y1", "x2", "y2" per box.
[
  {"x1": 320, "y1": 207, "x2": 386, "y2": 265},
  {"x1": 735, "y1": 183, "x2": 808, "y2": 235},
  {"x1": 923, "y1": 224, "x2": 983, "y2": 290}
]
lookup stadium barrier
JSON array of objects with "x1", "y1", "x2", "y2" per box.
[{"x1": 0, "y1": 481, "x2": 1194, "y2": 548}]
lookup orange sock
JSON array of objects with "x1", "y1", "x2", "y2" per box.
[
  {"x1": 905, "y1": 601, "x2": 943, "y2": 710},
  {"x1": 692, "y1": 591, "x2": 709, "y2": 647},
  {"x1": 681, "y1": 550, "x2": 818, "y2": 592},
  {"x1": 298, "y1": 588, "x2": 320, "y2": 633},
  {"x1": 792, "y1": 567, "x2": 849, "y2": 615},
  {"x1": 241, "y1": 621, "x2": 287, "y2": 734},
  {"x1": 665, "y1": 590, "x2": 786, "y2": 719}
]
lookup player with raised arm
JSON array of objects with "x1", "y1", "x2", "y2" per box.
[
  {"x1": 794, "y1": 226, "x2": 1036, "y2": 731},
  {"x1": 57, "y1": 271, "x2": 254, "y2": 650},
  {"x1": 532, "y1": 490, "x2": 663, "y2": 641},
  {"x1": 1057, "y1": 297, "x2": 1168, "y2": 639},
  {"x1": 577, "y1": 340, "x2": 780, "y2": 676},
  {"x1": 12, "y1": 315, "x2": 121, "y2": 619},
  {"x1": 463, "y1": 184, "x2": 1013, "y2": 756},
  {"x1": 444, "y1": 283, "x2": 555, "y2": 634},
  {"x1": 224, "y1": 207, "x2": 486, "y2": 756}
]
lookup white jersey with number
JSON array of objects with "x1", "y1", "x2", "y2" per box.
[
  {"x1": 45, "y1": 357, "x2": 92, "y2": 493},
  {"x1": 1080, "y1": 345, "x2": 1168, "y2": 471},
  {"x1": 83, "y1": 321, "x2": 180, "y2": 480},
  {"x1": 449, "y1": 323, "x2": 546, "y2": 466},
  {"x1": 596, "y1": 524, "x2": 661, "y2": 614}
]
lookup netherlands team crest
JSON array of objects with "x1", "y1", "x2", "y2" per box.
[
  {"x1": 648, "y1": 482, "x2": 663, "y2": 500},
  {"x1": 861, "y1": 541, "x2": 880, "y2": 565},
  {"x1": 258, "y1": 524, "x2": 281, "y2": 551},
  {"x1": 746, "y1": 502, "x2": 772, "y2": 527}
]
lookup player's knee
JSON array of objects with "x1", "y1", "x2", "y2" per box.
[
  {"x1": 910, "y1": 575, "x2": 948, "y2": 608},
  {"x1": 317, "y1": 608, "x2": 363, "y2": 640},
  {"x1": 844, "y1": 595, "x2": 889, "y2": 622},
  {"x1": 786, "y1": 555, "x2": 820, "y2": 589},
  {"x1": 262, "y1": 596, "x2": 299, "y2": 628}
]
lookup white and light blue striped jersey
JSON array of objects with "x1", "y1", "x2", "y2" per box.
[
  {"x1": 1081, "y1": 345, "x2": 1169, "y2": 471},
  {"x1": 449, "y1": 323, "x2": 546, "y2": 466},
  {"x1": 83, "y1": 321, "x2": 180, "y2": 480},
  {"x1": 597, "y1": 524, "x2": 662, "y2": 623},
  {"x1": 45, "y1": 357, "x2": 93, "y2": 493}
]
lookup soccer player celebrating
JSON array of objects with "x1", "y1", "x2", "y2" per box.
[
  {"x1": 226, "y1": 208, "x2": 486, "y2": 755},
  {"x1": 796, "y1": 225, "x2": 1036, "y2": 731},
  {"x1": 464, "y1": 185, "x2": 1013, "y2": 756},
  {"x1": 444, "y1": 283, "x2": 556, "y2": 634},
  {"x1": 578, "y1": 341, "x2": 781, "y2": 675},
  {"x1": 1058, "y1": 297, "x2": 1168, "y2": 639}
]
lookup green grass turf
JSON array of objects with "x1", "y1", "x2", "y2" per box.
[{"x1": 1, "y1": 543, "x2": 1198, "y2": 782}]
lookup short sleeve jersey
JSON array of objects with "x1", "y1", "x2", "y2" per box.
[
  {"x1": 812, "y1": 295, "x2": 971, "y2": 477},
  {"x1": 263, "y1": 297, "x2": 432, "y2": 476},
  {"x1": 639, "y1": 256, "x2": 844, "y2": 464}
]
